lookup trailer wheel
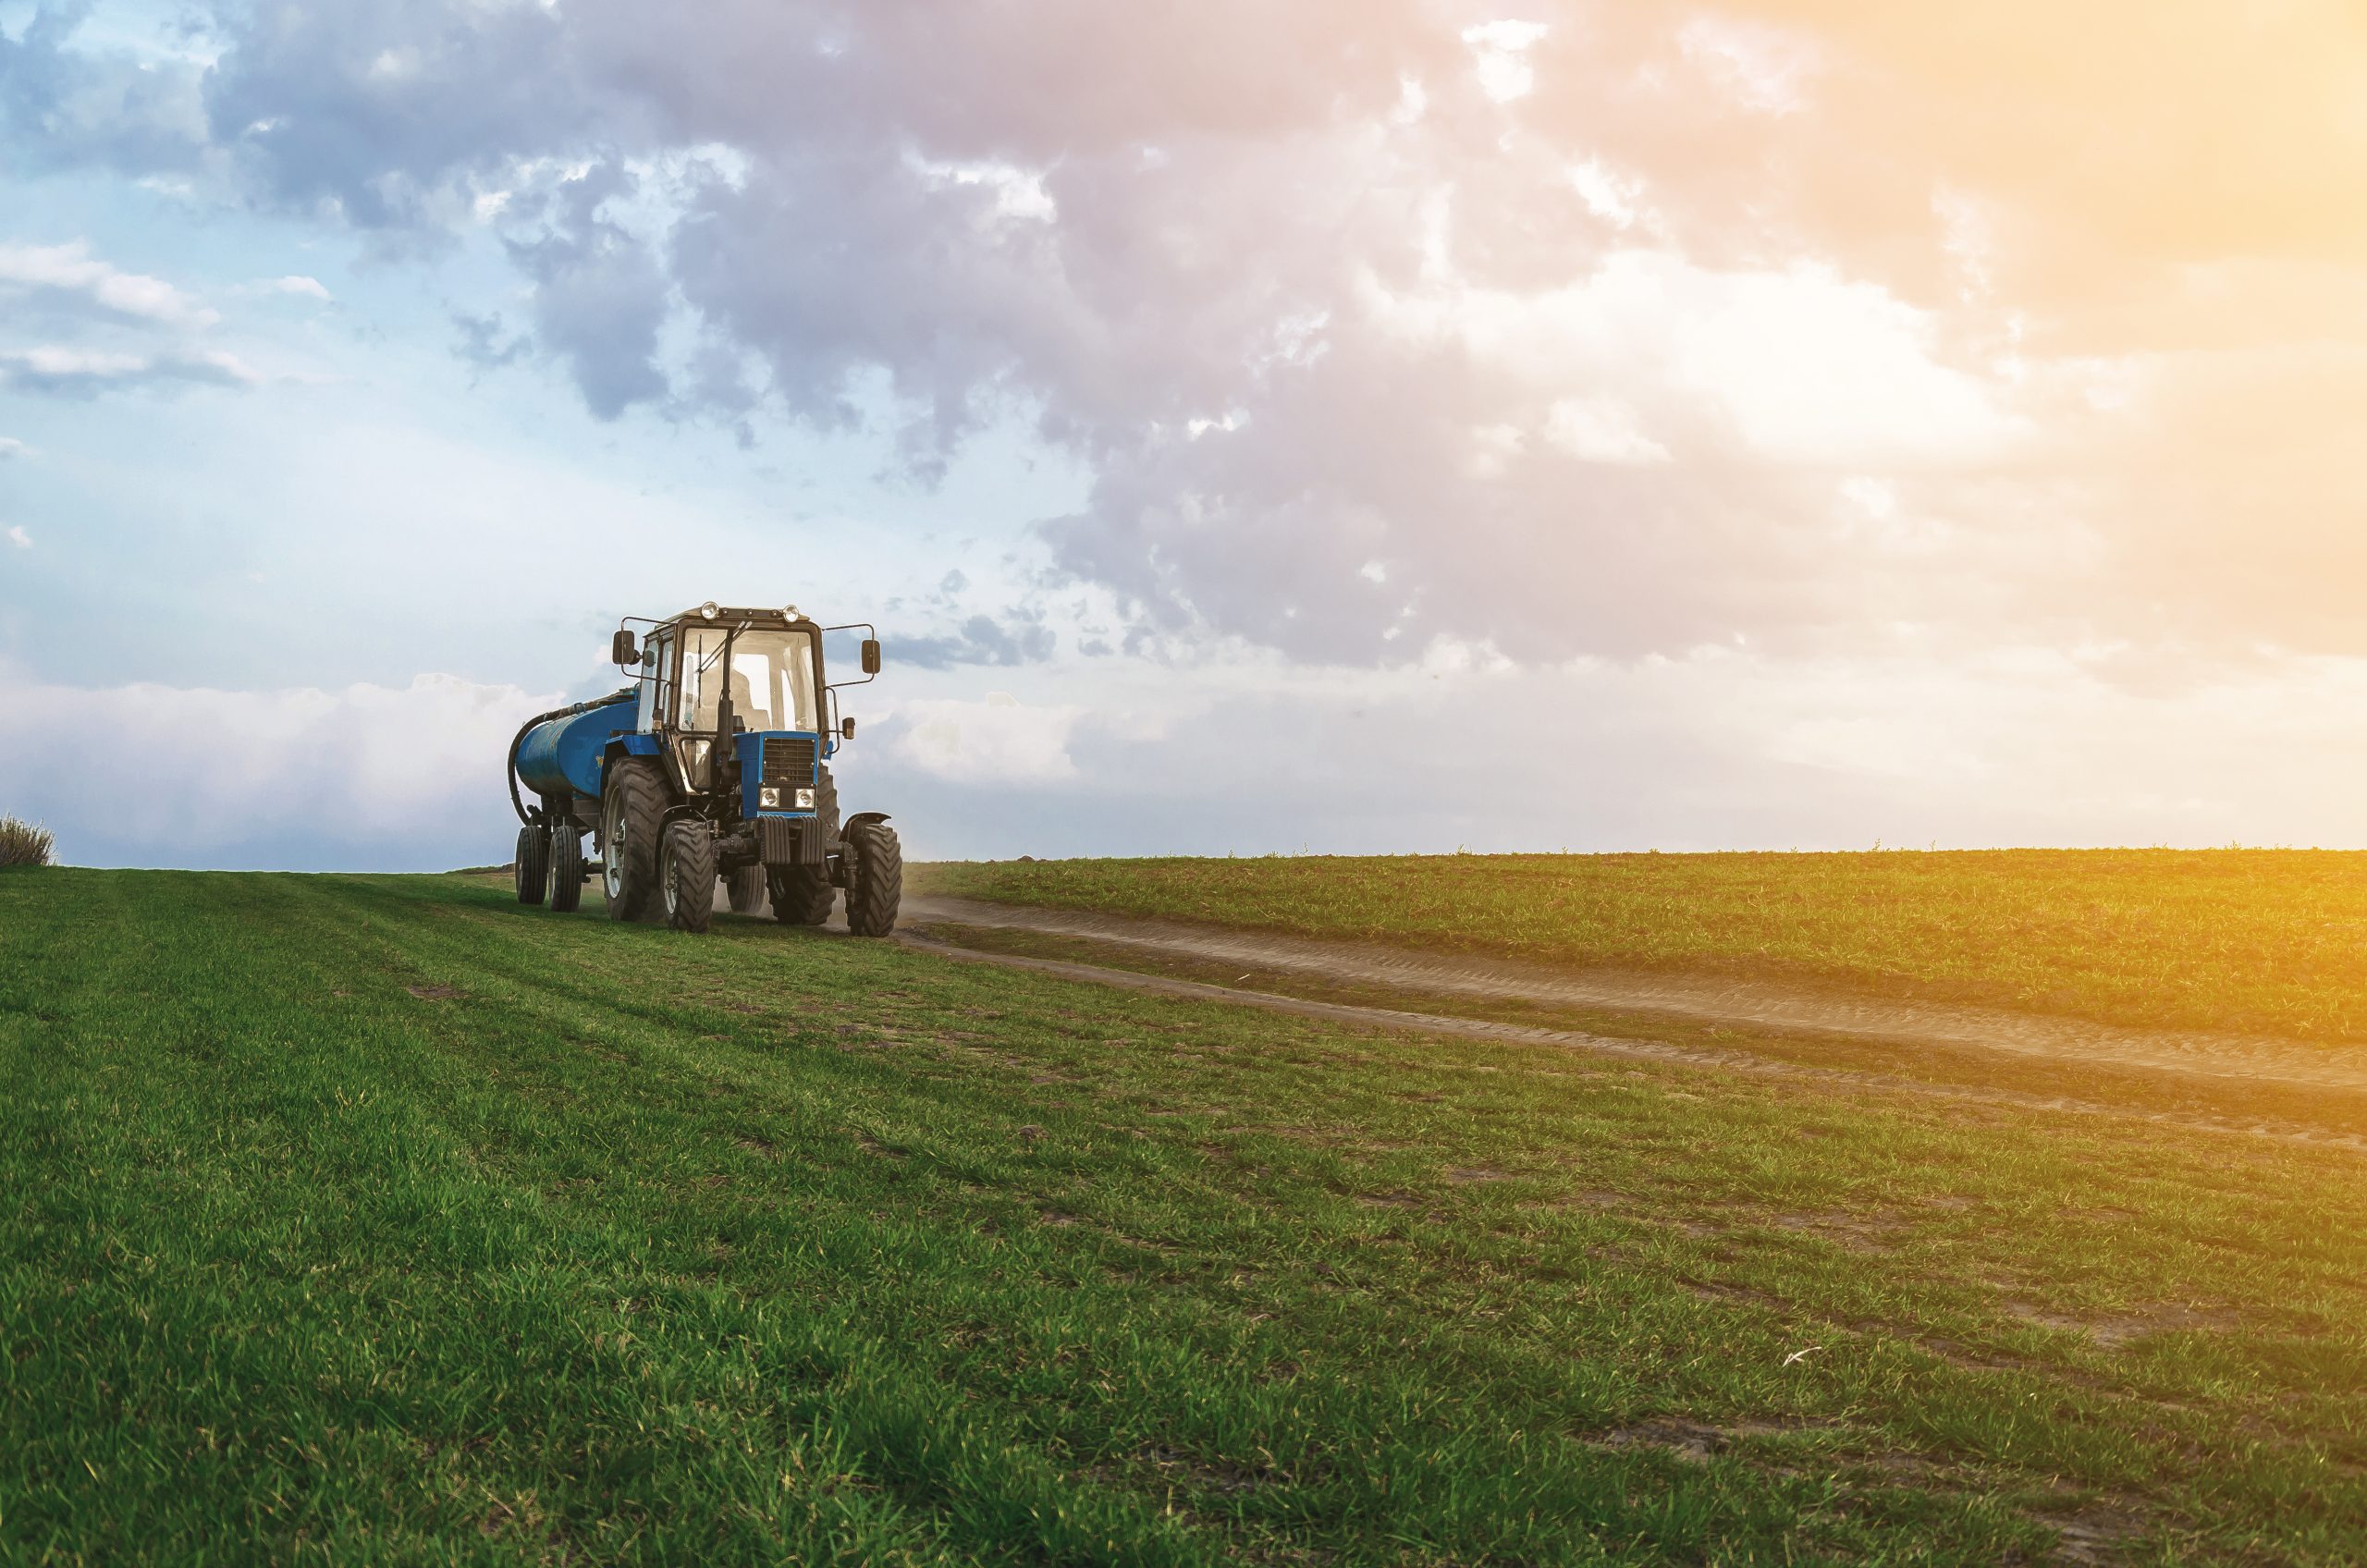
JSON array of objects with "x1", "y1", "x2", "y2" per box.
[
  {"x1": 600, "y1": 758, "x2": 665, "y2": 920},
  {"x1": 767, "y1": 864, "x2": 835, "y2": 926},
  {"x1": 725, "y1": 864, "x2": 767, "y2": 914},
  {"x1": 547, "y1": 827, "x2": 584, "y2": 913},
  {"x1": 843, "y1": 820, "x2": 901, "y2": 937},
  {"x1": 661, "y1": 821, "x2": 717, "y2": 934},
  {"x1": 514, "y1": 825, "x2": 548, "y2": 906}
]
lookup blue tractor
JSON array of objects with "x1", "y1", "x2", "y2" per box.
[{"x1": 504, "y1": 601, "x2": 901, "y2": 936}]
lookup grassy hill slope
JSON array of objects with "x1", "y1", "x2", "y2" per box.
[{"x1": 4, "y1": 868, "x2": 2363, "y2": 1563}]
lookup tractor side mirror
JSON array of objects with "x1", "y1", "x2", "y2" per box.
[
  {"x1": 860, "y1": 638, "x2": 881, "y2": 676},
  {"x1": 840, "y1": 717, "x2": 856, "y2": 740},
  {"x1": 611, "y1": 630, "x2": 638, "y2": 666}
]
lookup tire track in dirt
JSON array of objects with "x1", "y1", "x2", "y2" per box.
[
  {"x1": 529, "y1": 878, "x2": 2367, "y2": 1102},
  {"x1": 892, "y1": 930, "x2": 2367, "y2": 1155},
  {"x1": 897, "y1": 894, "x2": 2367, "y2": 1094}
]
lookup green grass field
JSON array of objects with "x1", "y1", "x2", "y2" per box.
[
  {"x1": 6, "y1": 868, "x2": 2365, "y2": 1564},
  {"x1": 914, "y1": 850, "x2": 2367, "y2": 1042}
]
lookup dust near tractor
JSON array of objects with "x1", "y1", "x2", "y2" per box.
[{"x1": 504, "y1": 601, "x2": 901, "y2": 936}]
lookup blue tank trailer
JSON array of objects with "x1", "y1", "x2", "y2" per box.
[{"x1": 504, "y1": 601, "x2": 901, "y2": 937}]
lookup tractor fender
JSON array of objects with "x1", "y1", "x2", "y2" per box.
[
  {"x1": 599, "y1": 735, "x2": 669, "y2": 802},
  {"x1": 834, "y1": 811, "x2": 894, "y2": 889}
]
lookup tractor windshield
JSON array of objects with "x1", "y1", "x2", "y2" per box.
[{"x1": 679, "y1": 627, "x2": 818, "y2": 735}]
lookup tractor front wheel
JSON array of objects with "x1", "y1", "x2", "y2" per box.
[
  {"x1": 660, "y1": 821, "x2": 717, "y2": 934},
  {"x1": 842, "y1": 820, "x2": 902, "y2": 937},
  {"x1": 514, "y1": 825, "x2": 548, "y2": 906},
  {"x1": 768, "y1": 864, "x2": 835, "y2": 926},
  {"x1": 547, "y1": 827, "x2": 584, "y2": 913},
  {"x1": 600, "y1": 759, "x2": 665, "y2": 921}
]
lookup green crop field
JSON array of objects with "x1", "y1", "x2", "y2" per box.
[
  {"x1": 6, "y1": 868, "x2": 2365, "y2": 1564},
  {"x1": 914, "y1": 850, "x2": 2367, "y2": 1043}
]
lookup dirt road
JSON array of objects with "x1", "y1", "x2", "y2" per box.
[{"x1": 898, "y1": 894, "x2": 2367, "y2": 1094}]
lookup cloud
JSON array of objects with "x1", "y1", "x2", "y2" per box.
[
  {"x1": 451, "y1": 311, "x2": 531, "y2": 371},
  {"x1": 0, "y1": 668, "x2": 552, "y2": 869},
  {"x1": 142, "y1": 0, "x2": 2367, "y2": 675},
  {"x1": 1463, "y1": 20, "x2": 1551, "y2": 104},
  {"x1": 884, "y1": 692, "x2": 1083, "y2": 785},
  {"x1": 1542, "y1": 398, "x2": 1670, "y2": 466},
  {"x1": 0, "y1": 345, "x2": 260, "y2": 397},
  {"x1": 0, "y1": 5, "x2": 211, "y2": 178},
  {"x1": 6, "y1": 526, "x2": 30, "y2": 549},
  {"x1": 15, "y1": 639, "x2": 2367, "y2": 871},
  {"x1": 855, "y1": 642, "x2": 2367, "y2": 859},
  {"x1": 0, "y1": 238, "x2": 258, "y2": 401},
  {"x1": 201, "y1": 0, "x2": 591, "y2": 230},
  {"x1": 0, "y1": 240, "x2": 219, "y2": 328},
  {"x1": 501, "y1": 163, "x2": 669, "y2": 418},
  {"x1": 895, "y1": 613, "x2": 1058, "y2": 670},
  {"x1": 0, "y1": 437, "x2": 28, "y2": 458},
  {"x1": 265, "y1": 275, "x2": 330, "y2": 300}
]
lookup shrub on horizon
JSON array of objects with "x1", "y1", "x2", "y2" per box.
[{"x1": 0, "y1": 815, "x2": 55, "y2": 868}]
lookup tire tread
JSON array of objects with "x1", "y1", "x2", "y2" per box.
[
  {"x1": 602, "y1": 759, "x2": 666, "y2": 921},
  {"x1": 548, "y1": 828, "x2": 583, "y2": 913},
  {"x1": 843, "y1": 821, "x2": 901, "y2": 937},
  {"x1": 768, "y1": 864, "x2": 835, "y2": 925},
  {"x1": 665, "y1": 821, "x2": 717, "y2": 934},
  {"x1": 515, "y1": 826, "x2": 548, "y2": 906}
]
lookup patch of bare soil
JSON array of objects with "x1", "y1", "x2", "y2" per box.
[
  {"x1": 1999, "y1": 1297, "x2": 2247, "y2": 1348},
  {"x1": 2028, "y1": 1502, "x2": 2146, "y2": 1564},
  {"x1": 1589, "y1": 1415, "x2": 1827, "y2": 1464},
  {"x1": 1773, "y1": 1210, "x2": 1910, "y2": 1252}
]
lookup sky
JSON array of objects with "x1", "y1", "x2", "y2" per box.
[{"x1": 4, "y1": 1, "x2": 2367, "y2": 869}]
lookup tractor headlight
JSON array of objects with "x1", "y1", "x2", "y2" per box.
[
  {"x1": 759, "y1": 786, "x2": 781, "y2": 808},
  {"x1": 795, "y1": 787, "x2": 816, "y2": 809}
]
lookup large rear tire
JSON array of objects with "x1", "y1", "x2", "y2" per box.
[
  {"x1": 725, "y1": 864, "x2": 767, "y2": 914},
  {"x1": 547, "y1": 827, "x2": 584, "y2": 913},
  {"x1": 600, "y1": 758, "x2": 666, "y2": 921},
  {"x1": 661, "y1": 821, "x2": 717, "y2": 934},
  {"x1": 843, "y1": 820, "x2": 901, "y2": 937},
  {"x1": 514, "y1": 826, "x2": 548, "y2": 906},
  {"x1": 767, "y1": 864, "x2": 836, "y2": 925}
]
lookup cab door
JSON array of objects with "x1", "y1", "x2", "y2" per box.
[{"x1": 636, "y1": 631, "x2": 674, "y2": 733}]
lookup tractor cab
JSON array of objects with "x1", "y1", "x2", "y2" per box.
[{"x1": 619, "y1": 606, "x2": 833, "y2": 802}]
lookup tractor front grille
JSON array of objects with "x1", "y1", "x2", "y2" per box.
[{"x1": 761, "y1": 736, "x2": 818, "y2": 790}]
